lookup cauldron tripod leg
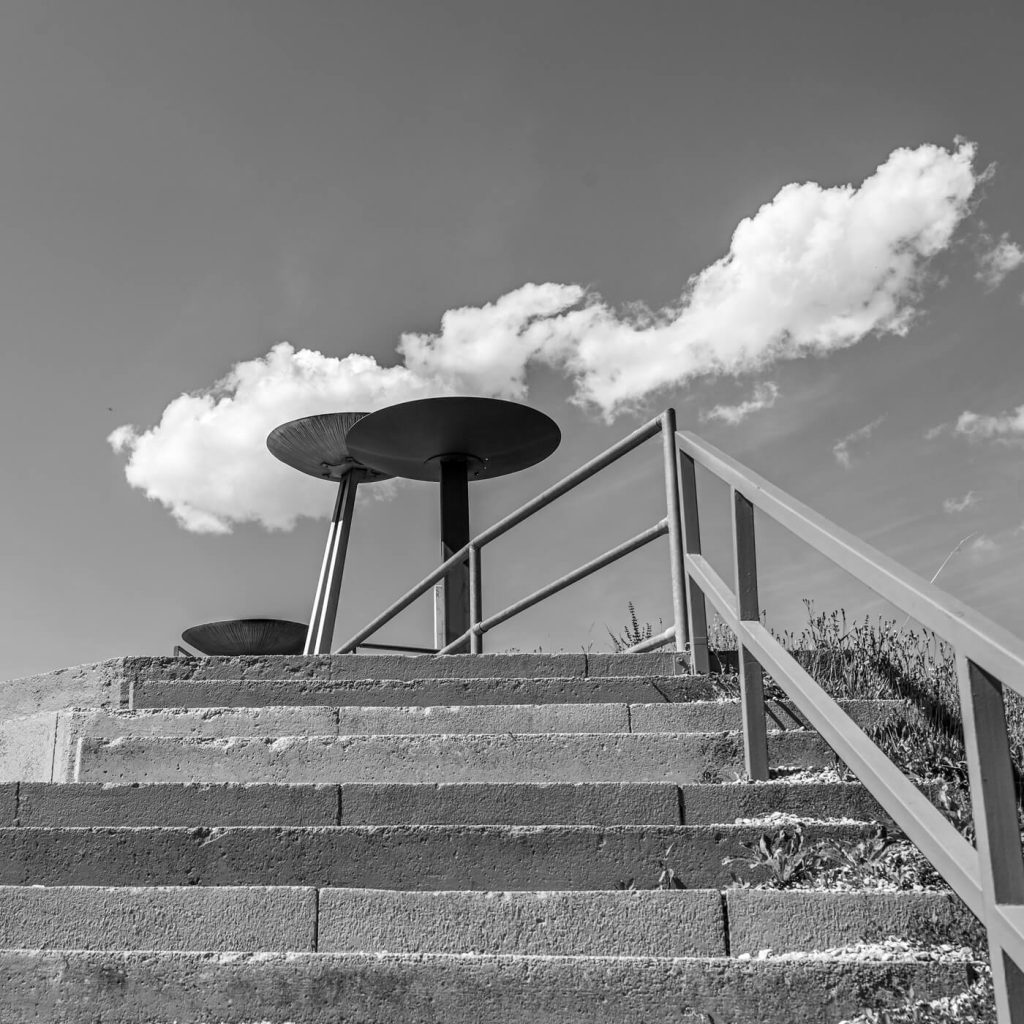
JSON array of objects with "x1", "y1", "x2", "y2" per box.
[{"x1": 304, "y1": 469, "x2": 362, "y2": 655}]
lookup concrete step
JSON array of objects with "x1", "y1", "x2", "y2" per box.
[
  {"x1": 724, "y1": 889, "x2": 984, "y2": 954},
  {"x1": 0, "y1": 884, "x2": 316, "y2": 952},
  {"x1": 130, "y1": 651, "x2": 691, "y2": 683},
  {"x1": 10, "y1": 780, "x2": 894, "y2": 827},
  {"x1": 316, "y1": 887, "x2": 981, "y2": 958},
  {"x1": 0, "y1": 885, "x2": 722, "y2": 957},
  {"x1": 0, "y1": 885, "x2": 981, "y2": 958},
  {"x1": 0, "y1": 948, "x2": 975, "y2": 1024},
  {"x1": 63, "y1": 698, "x2": 903, "y2": 739},
  {"x1": 0, "y1": 823, "x2": 872, "y2": 889},
  {"x1": 74, "y1": 731, "x2": 835, "y2": 785},
  {"x1": 130, "y1": 674, "x2": 716, "y2": 708}
]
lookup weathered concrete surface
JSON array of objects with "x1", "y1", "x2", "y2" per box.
[
  {"x1": 583, "y1": 652, "x2": 689, "y2": 678},
  {"x1": 0, "y1": 884, "x2": 316, "y2": 952},
  {"x1": 0, "y1": 823, "x2": 871, "y2": 889},
  {"x1": 318, "y1": 888, "x2": 726, "y2": 956},
  {"x1": 124, "y1": 651, "x2": 686, "y2": 684},
  {"x1": 334, "y1": 702, "x2": 630, "y2": 734},
  {"x1": 71, "y1": 703, "x2": 632, "y2": 739},
  {"x1": 10, "y1": 780, "x2": 891, "y2": 828},
  {"x1": 0, "y1": 950, "x2": 973, "y2": 1024},
  {"x1": 14, "y1": 781, "x2": 677, "y2": 827},
  {"x1": 130, "y1": 674, "x2": 714, "y2": 709},
  {"x1": 0, "y1": 659, "x2": 127, "y2": 718},
  {"x1": 17, "y1": 782, "x2": 339, "y2": 827},
  {"x1": 65, "y1": 705, "x2": 340, "y2": 739},
  {"x1": 0, "y1": 783, "x2": 16, "y2": 824},
  {"x1": 0, "y1": 710, "x2": 57, "y2": 782},
  {"x1": 678, "y1": 781, "x2": 888, "y2": 824},
  {"x1": 631, "y1": 699, "x2": 904, "y2": 733},
  {"x1": 54, "y1": 706, "x2": 341, "y2": 780},
  {"x1": 59, "y1": 701, "x2": 905, "y2": 752},
  {"x1": 74, "y1": 732, "x2": 832, "y2": 785},
  {"x1": 341, "y1": 782, "x2": 682, "y2": 825},
  {"x1": 727, "y1": 889, "x2": 986, "y2": 954}
]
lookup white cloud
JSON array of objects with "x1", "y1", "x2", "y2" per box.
[
  {"x1": 976, "y1": 232, "x2": 1024, "y2": 290},
  {"x1": 111, "y1": 140, "x2": 987, "y2": 532},
  {"x1": 942, "y1": 490, "x2": 978, "y2": 514},
  {"x1": 833, "y1": 416, "x2": 886, "y2": 469},
  {"x1": 953, "y1": 404, "x2": 1024, "y2": 442},
  {"x1": 107, "y1": 344, "x2": 452, "y2": 533},
  {"x1": 531, "y1": 140, "x2": 980, "y2": 416},
  {"x1": 701, "y1": 382, "x2": 779, "y2": 425}
]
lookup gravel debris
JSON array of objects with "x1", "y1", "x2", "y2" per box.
[
  {"x1": 732, "y1": 811, "x2": 866, "y2": 826},
  {"x1": 734, "y1": 939, "x2": 981, "y2": 963},
  {"x1": 727, "y1": 765, "x2": 855, "y2": 785}
]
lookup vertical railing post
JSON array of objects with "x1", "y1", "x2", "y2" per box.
[
  {"x1": 732, "y1": 489, "x2": 769, "y2": 781},
  {"x1": 661, "y1": 409, "x2": 690, "y2": 656},
  {"x1": 469, "y1": 543, "x2": 483, "y2": 654},
  {"x1": 956, "y1": 653, "x2": 1024, "y2": 1024},
  {"x1": 677, "y1": 445, "x2": 710, "y2": 675}
]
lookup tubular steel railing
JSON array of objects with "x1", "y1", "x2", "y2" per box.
[
  {"x1": 675, "y1": 429, "x2": 1024, "y2": 1024},
  {"x1": 336, "y1": 407, "x2": 1024, "y2": 1020},
  {"x1": 336, "y1": 409, "x2": 689, "y2": 657}
]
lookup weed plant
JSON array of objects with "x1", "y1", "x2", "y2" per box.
[
  {"x1": 607, "y1": 601, "x2": 661, "y2": 652},
  {"x1": 724, "y1": 822, "x2": 946, "y2": 892}
]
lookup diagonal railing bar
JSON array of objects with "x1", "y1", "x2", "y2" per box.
[
  {"x1": 337, "y1": 543, "x2": 472, "y2": 654},
  {"x1": 677, "y1": 428, "x2": 1024, "y2": 1024},
  {"x1": 472, "y1": 519, "x2": 669, "y2": 639},
  {"x1": 337, "y1": 410, "x2": 688, "y2": 657}
]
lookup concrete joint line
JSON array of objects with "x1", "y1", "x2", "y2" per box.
[{"x1": 720, "y1": 890, "x2": 731, "y2": 956}]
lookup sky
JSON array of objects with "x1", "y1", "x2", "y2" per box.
[{"x1": 2, "y1": 0, "x2": 1023, "y2": 680}]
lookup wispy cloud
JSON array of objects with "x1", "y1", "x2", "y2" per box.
[
  {"x1": 701, "y1": 382, "x2": 779, "y2": 425},
  {"x1": 833, "y1": 416, "x2": 886, "y2": 469},
  {"x1": 942, "y1": 490, "x2": 978, "y2": 514},
  {"x1": 976, "y1": 232, "x2": 1024, "y2": 290},
  {"x1": 953, "y1": 404, "x2": 1024, "y2": 442},
  {"x1": 109, "y1": 141, "x2": 988, "y2": 533}
]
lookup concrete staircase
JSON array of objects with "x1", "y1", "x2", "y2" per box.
[{"x1": 0, "y1": 652, "x2": 982, "y2": 1022}]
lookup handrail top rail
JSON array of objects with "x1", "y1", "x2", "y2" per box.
[{"x1": 677, "y1": 429, "x2": 1024, "y2": 692}]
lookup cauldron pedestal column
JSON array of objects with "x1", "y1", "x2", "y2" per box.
[
  {"x1": 346, "y1": 397, "x2": 562, "y2": 656},
  {"x1": 438, "y1": 457, "x2": 471, "y2": 653}
]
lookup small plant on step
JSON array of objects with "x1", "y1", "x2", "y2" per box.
[
  {"x1": 723, "y1": 823, "x2": 835, "y2": 889},
  {"x1": 607, "y1": 601, "x2": 660, "y2": 652},
  {"x1": 656, "y1": 844, "x2": 686, "y2": 890},
  {"x1": 724, "y1": 822, "x2": 949, "y2": 892}
]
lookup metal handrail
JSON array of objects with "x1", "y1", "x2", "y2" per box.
[
  {"x1": 336, "y1": 409, "x2": 688, "y2": 657},
  {"x1": 438, "y1": 518, "x2": 671, "y2": 654},
  {"x1": 676, "y1": 428, "x2": 1024, "y2": 1024}
]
